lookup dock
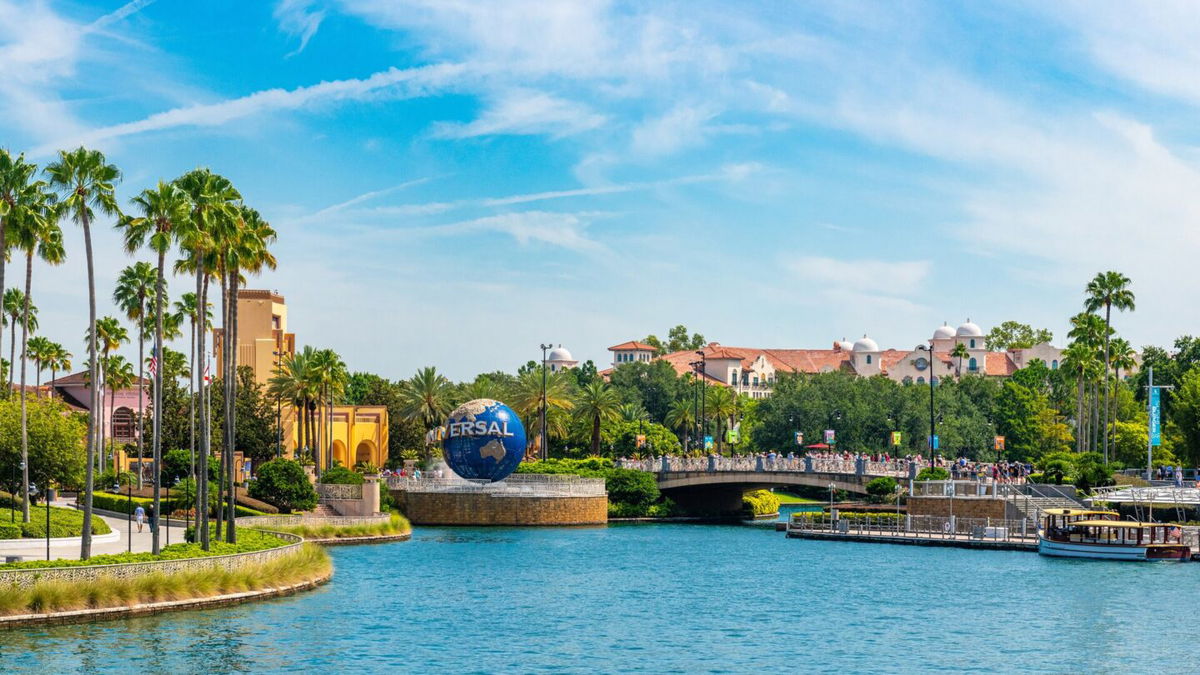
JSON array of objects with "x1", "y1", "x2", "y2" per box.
[
  {"x1": 785, "y1": 513, "x2": 1039, "y2": 552},
  {"x1": 785, "y1": 528, "x2": 1036, "y2": 551}
]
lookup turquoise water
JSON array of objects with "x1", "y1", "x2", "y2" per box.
[{"x1": 3, "y1": 510, "x2": 1197, "y2": 673}]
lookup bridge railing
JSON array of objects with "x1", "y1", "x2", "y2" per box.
[
  {"x1": 614, "y1": 455, "x2": 913, "y2": 477},
  {"x1": 788, "y1": 512, "x2": 1035, "y2": 542}
]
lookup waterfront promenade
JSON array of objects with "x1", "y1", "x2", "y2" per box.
[{"x1": 0, "y1": 499, "x2": 186, "y2": 561}]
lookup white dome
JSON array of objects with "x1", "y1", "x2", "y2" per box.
[
  {"x1": 837, "y1": 341, "x2": 854, "y2": 352},
  {"x1": 548, "y1": 346, "x2": 574, "y2": 361},
  {"x1": 852, "y1": 335, "x2": 879, "y2": 352},
  {"x1": 956, "y1": 321, "x2": 983, "y2": 337},
  {"x1": 932, "y1": 324, "x2": 955, "y2": 340}
]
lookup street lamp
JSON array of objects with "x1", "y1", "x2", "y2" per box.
[
  {"x1": 272, "y1": 351, "x2": 283, "y2": 458},
  {"x1": 688, "y1": 359, "x2": 703, "y2": 454},
  {"x1": 695, "y1": 350, "x2": 707, "y2": 454},
  {"x1": 539, "y1": 343, "x2": 551, "y2": 461},
  {"x1": 917, "y1": 344, "x2": 936, "y2": 464}
]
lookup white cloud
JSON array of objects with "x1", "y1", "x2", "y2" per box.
[
  {"x1": 431, "y1": 89, "x2": 606, "y2": 139},
  {"x1": 424, "y1": 211, "x2": 608, "y2": 255},
  {"x1": 788, "y1": 256, "x2": 931, "y2": 297},
  {"x1": 88, "y1": 0, "x2": 157, "y2": 32},
  {"x1": 274, "y1": 0, "x2": 326, "y2": 57}
]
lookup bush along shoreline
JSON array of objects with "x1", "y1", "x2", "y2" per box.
[{"x1": 250, "y1": 513, "x2": 411, "y2": 541}]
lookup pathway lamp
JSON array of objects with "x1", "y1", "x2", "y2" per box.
[
  {"x1": 917, "y1": 344, "x2": 937, "y2": 464},
  {"x1": 127, "y1": 477, "x2": 133, "y2": 553},
  {"x1": 695, "y1": 350, "x2": 707, "y2": 454},
  {"x1": 273, "y1": 350, "x2": 283, "y2": 458},
  {"x1": 539, "y1": 343, "x2": 551, "y2": 461}
]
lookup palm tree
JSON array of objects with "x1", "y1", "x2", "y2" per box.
[
  {"x1": 1068, "y1": 311, "x2": 1108, "y2": 454},
  {"x1": 0, "y1": 150, "x2": 43, "y2": 394},
  {"x1": 311, "y1": 348, "x2": 347, "y2": 471},
  {"x1": 87, "y1": 316, "x2": 129, "y2": 472},
  {"x1": 1084, "y1": 271, "x2": 1135, "y2": 464},
  {"x1": 664, "y1": 398, "x2": 695, "y2": 452},
  {"x1": 154, "y1": 346, "x2": 190, "y2": 384},
  {"x1": 618, "y1": 401, "x2": 649, "y2": 422},
  {"x1": 118, "y1": 181, "x2": 190, "y2": 553},
  {"x1": 505, "y1": 369, "x2": 574, "y2": 456},
  {"x1": 1061, "y1": 341, "x2": 1099, "y2": 453},
  {"x1": 1109, "y1": 338, "x2": 1136, "y2": 384},
  {"x1": 25, "y1": 335, "x2": 53, "y2": 396},
  {"x1": 174, "y1": 168, "x2": 239, "y2": 550},
  {"x1": 268, "y1": 347, "x2": 321, "y2": 467},
  {"x1": 3, "y1": 288, "x2": 36, "y2": 390},
  {"x1": 573, "y1": 380, "x2": 620, "y2": 455},
  {"x1": 704, "y1": 385, "x2": 737, "y2": 453},
  {"x1": 46, "y1": 147, "x2": 121, "y2": 560},
  {"x1": 397, "y1": 367, "x2": 453, "y2": 460},
  {"x1": 173, "y1": 291, "x2": 211, "y2": 488},
  {"x1": 103, "y1": 355, "x2": 136, "y2": 475},
  {"x1": 45, "y1": 342, "x2": 71, "y2": 396},
  {"x1": 10, "y1": 183, "x2": 62, "y2": 521},
  {"x1": 112, "y1": 262, "x2": 157, "y2": 490},
  {"x1": 950, "y1": 342, "x2": 970, "y2": 377}
]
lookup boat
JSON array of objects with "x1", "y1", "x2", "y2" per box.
[{"x1": 1038, "y1": 508, "x2": 1190, "y2": 561}]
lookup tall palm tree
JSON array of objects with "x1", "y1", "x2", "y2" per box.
[
  {"x1": 508, "y1": 369, "x2": 574, "y2": 455},
  {"x1": 397, "y1": 367, "x2": 454, "y2": 461},
  {"x1": 950, "y1": 342, "x2": 970, "y2": 377},
  {"x1": 1109, "y1": 337, "x2": 1136, "y2": 384},
  {"x1": 10, "y1": 184, "x2": 62, "y2": 521},
  {"x1": 112, "y1": 262, "x2": 157, "y2": 490},
  {"x1": 25, "y1": 335, "x2": 53, "y2": 396},
  {"x1": 704, "y1": 385, "x2": 737, "y2": 454},
  {"x1": 174, "y1": 168, "x2": 239, "y2": 550},
  {"x1": 1061, "y1": 340, "x2": 1099, "y2": 453},
  {"x1": 618, "y1": 401, "x2": 649, "y2": 422},
  {"x1": 46, "y1": 147, "x2": 121, "y2": 560},
  {"x1": 1084, "y1": 271, "x2": 1135, "y2": 464},
  {"x1": 3, "y1": 288, "x2": 36, "y2": 390},
  {"x1": 573, "y1": 380, "x2": 620, "y2": 456},
  {"x1": 664, "y1": 398, "x2": 695, "y2": 452},
  {"x1": 1068, "y1": 311, "x2": 1108, "y2": 454},
  {"x1": 155, "y1": 346, "x2": 190, "y2": 384},
  {"x1": 0, "y1": 150, "x2": 43, "y2": 394},
  {"x1": 119, "y1": 181, "x2": 189, "y2": 553},
  {"x1": 45, "y1": 342, "x2": 71, "y2": 397},
  {"x1": 173, "y1": 291, "x2": 211, "y2": 487},
  {"x1": 268, "y1": 347, "x2": 320, "y2": 468},
  {"x1": 311, "y1": 348, "x2": 347, "y2": 473}
]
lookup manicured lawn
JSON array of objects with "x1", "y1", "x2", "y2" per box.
[
  {"x1": 771, "y1": 490, "x2": 821, "y2": 504},
  {"x1": 0, "y1": 527, "x2": 288, "y2": 569},
  {"x1": 0, "y1": 506, "x2": 112, "y2": 539}
]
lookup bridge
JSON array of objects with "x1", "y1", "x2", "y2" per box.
[{"x1": 616, "y1": 456, "x2": 921, "y2": 514}]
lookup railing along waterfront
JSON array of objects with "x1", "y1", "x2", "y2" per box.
[
  {"x1": 390, "y1": 473, "x2": 606, "y2": 497},
  {"x1": 316, "y1": 483, "x2": 363, "y2": 500},
  {"x1": 788, "y1": 512, "x2": 1036, "y2": 543},
  {"x1": 614, "y1": 455, "x2": 915, "y2": 477}
]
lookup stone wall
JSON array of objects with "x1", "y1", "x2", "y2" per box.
[
  {"x1": 236, "y1": 514, "x2": 390, "y2": 528},
  {"x1": 906, "y1": 496, "x2": 1015, "y2": 519},
  {"x1": 0, "y1": 532, "x2": 302, "y2": 588},
  {"x1": 403, "y1": 492, "x2": 607, "y2": 526}
]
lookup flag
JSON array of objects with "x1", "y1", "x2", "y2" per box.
[
  {"x1": 148, "y1": 355, "x2": 158, "y2": 376},
  {"x1": 203, "y1": 363, "x2": 212, "y2": 383}
]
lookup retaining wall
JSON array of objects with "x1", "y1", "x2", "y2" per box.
[
  {"x1": 402, "y1": 492, "x2": 607, "y2": 526},
  {"x1": 0, "y1": 532, "x2": 302, "y2": 588},
  {"x1": 235, "y1": 514, "x2": 390, "y2": 528}
]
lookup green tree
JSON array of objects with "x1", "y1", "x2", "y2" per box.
[
  {"x1": 396, "y1": 366, "x2": 453, "y2": 460},
  {"x1": 1084, "y1": 270, "x2": 1135, "y2": 464},
  {"x1": 0, "y1": 150, "x2": 43, "y2": 397},
  {"x1": 0, "y1": 397, "x2": 86, "y2": 494},
  {"x1": 4, "y1": 288, "x2": 36, "y2": 391},
  {"x1": 1171, "y1": 366, "x2": 1200, "y2": 467},
  {"x1": 664, "y1": 398, "x2": 696, "y2": 451},
  {"x1": 985, "y1": 321, "x2": 1054, "y2": 351},
  {"x1": 46, "y1": 146, "x2": 122, "y2": 560},
  {"x1": 573, "y1": 380, "x2": 621, "y2": 455},
  {"x1": 666, "y1": 325, "x2": 706, "y2": 353},
  {"x1": 112, "y1": 262, "x2": 157, "y2": 490},
  {"x1": 950, "y1": 342, "x2": 969, "y2": 376},
  {"x1": 607, "y1": 359, "x2": 686, "y2": 424},
  {"x1": 248, "y1": 458, "x2": 317, "y2": 513}
]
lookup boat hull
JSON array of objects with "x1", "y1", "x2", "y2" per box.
[{"x1": 1038, "y1": 538, "x2": 1189, "y2": 561}]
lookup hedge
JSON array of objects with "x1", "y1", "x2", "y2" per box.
[
  {"x1": 0, "y1": 528, "x2": 289, "y2": 569},
  {"x1": 0, "y1": 523, "x2": 21, "y2": 539},
  {"x1": 742, "y1": 490, "x2": 781, "y2": 516},
  {"x1": 0, "y1": 506, "x2": 112, "y2": 538},
  {"x1": 88, "y1": 492, "x2": 269, "y2": 518}
]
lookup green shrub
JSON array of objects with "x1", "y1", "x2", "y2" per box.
[
  {"x1": 0, "y1": 506, "x2": 111, "y2": 537},
  {"x1": 916, "y1": 467, "x2": 949, "y2": 481},
  {"x1": 0, "y1": 491, "x2": 24, "y2": 510},
  {"x1": 162, "y1": 448, "x2": 221, "y2": 483},
  {"x1": 249, "y1": 459, "x2": 317, "y2": 513},
  {"x1": 604, "y1": 468, "x2": 659, "y2": 507},
  {"x1": 742, "y1": 490, "x2": 781, "y2": 516},
  {"x1": 866, "y1": 477, "x2": 899, "y2": 503},
  {"x1": 96, "y1": 470, "x2": 137, "y2": 490},
  {"x1": 319, "y1": 465, "x2": 364, "y2": 485},
  {"x1": 0, "y1": 523, "x2": 20, "y2": 539}
]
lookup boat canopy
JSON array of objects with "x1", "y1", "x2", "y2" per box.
[
  {"x1": 1043, "y1": 509, "x2": 1117, "y2": 517},
  {"x1": 1070, "y1": 520, "x2": 1178, "y2": 528}
]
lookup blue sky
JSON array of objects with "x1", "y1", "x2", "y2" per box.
[{"x1": 3, "y1": 0, "x2": 1198, "y2": 380}]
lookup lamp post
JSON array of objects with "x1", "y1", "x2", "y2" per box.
[
  {"x1": 695, "y1": 350, "x2": 707, "y2": 454},
  {"x1": 273, "y1": 350, "x2": 283, "y2": 458},
  {"x1": 126, "y1": 478, "x2": 132, "y2": 553},
  {"x1": 918, "y1": 344, "x2": 936, "y2": 464},
  {"x1": 539, "y1": 343, "x2": 551, "y2": 461},
  {"x1": 688, "y1": 359, "x2": 702, "y2": 454},
  {"x1": 45, "y1": 481, "x2": 50, "y2": 561}
]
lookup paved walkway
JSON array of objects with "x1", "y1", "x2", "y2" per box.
[{"x1": 1, "y1": 499, "x2": 188, "y2": 562}]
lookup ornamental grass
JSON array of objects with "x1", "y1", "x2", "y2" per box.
[
  {"x1": 0, "y1": 544, "x2": 330, "y2": 617},
  {"x1": 257, "y1": 513, "x2": 410, "y2": 539}
]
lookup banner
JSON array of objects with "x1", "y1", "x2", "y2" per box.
[
  {"x1": 726, "y1": 427, "x2": 739, "y2": 444},
  {"x1": 824, "y1": 429, "x2": 836, "y2": 444},
  {"x1": 994, "y1": 436, "x2": 1005, "y2": 451},
  {"x1": 635, "y1": 434, "x2": 646, "y2": 448},
  {"x1": 928, "y1": 434, "x2": 939, "y2": 450},
  {"x1": 1150, "y1": 387, "x2": 1162, "y2": 447},
  {"x1": 704, "y1": 435, "x2": 714, "y2": 450},
  {"x1": 890, "y1": 431, "x2": 902, "y2": 446},
  {"x1": 794, "y1": 431, "x2": 804, "y2": 446}
]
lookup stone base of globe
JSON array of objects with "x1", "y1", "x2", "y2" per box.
[{"x1": 390, "y1": 474, "x2": 608, "y2": 526}]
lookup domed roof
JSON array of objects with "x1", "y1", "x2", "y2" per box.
[
  {"x1": 932, "y1": 323, "x2": 955, "y2": 340},
  {"x1": 852, "y1": 335, "x2": 879, "y2": 352},
  {"x1": 837, "y1": 340, "x2": 854, "y2": 352},
  {"x1": 956, "y1": 320, "x2": 983, "y2": 337},
  {"x1": 547, "y1": 346, "x2": 574, "y2": 361}
]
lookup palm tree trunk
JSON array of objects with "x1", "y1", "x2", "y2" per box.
[
  {"x1": 591, "y1": 415, "x2": 600, "y2": 455},
  {"x1": 136, "y1": 295, "x2": 145, "y2": 490},
  {"x1": 151, "y1": 249, "x2": 165, "y2": 555},
  {"x1": 18, "y1": 253, "x2": 32, "y2": 523},
  {"x1": 226, "y1": 272, "x2": 239, "y2": 543},
  {"x1": 1102, "y1": 304, "x2": 1111, "y2": 463},
  {"x1": 80, "y1": 214, "x2": 97, "y2": 560},
  {"x1": 197, "y1": 269, "x2": 210, "y2": 549},
  {"x1": 1075, "y1": 378, "x2": 1084, "y2": 453},
  {"x1": 215, "y1": 272, "x2": 228, "y2": 539},
  {"x1": 8, "y1": 315, "x2": 15, "y2": 391}
]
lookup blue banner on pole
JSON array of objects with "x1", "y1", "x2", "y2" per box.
[
  {"x1": 928, "y1": 434, "x2": 939, "y2": 450},
  {"x1": 1150, "y1": 387, "x2": 1162, "y2": 447}
]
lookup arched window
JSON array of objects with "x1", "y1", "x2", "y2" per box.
[
  {"x1": 969, "y1": 339, "x2": 976, "y2": 349},
  {"x1": 866, "y1": 355, "x2": 873, "y2": 364},
  {"x1": 968, "y1": 357, "x2": 978, "y2": 371},
  {"x1": 916, "y1": 376, "x2": 925, "y2": 384},
  {"x1": 1051, "y1": 360, "x2": 1058, "y2": 370},
  {"x1": 902, "y1": 376, "x2": 913, "y2": 385},
  {"x1": 730, "y1": 370, "x2": 738, "y2": 385}
]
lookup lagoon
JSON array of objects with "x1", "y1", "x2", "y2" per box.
[{"x1": 3, "y1": 507, "x2": 1194, "y2": 673}]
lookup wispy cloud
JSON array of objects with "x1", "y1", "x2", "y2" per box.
[
  {"x1": 423, "y1": 211, "x2": 609, "y2": 255},
  {"x1": 274, "y1": 0, "x2": 325, "y2": 57},
  {"x1": 788, "y1": 256, "x2": 931, "y2": 297},
  {"x1": 87, "y1": 0, "x2": 157, "y2": 32},
  {"x1": 432, "y1": 89, "x2": 606, "y2": 139}
]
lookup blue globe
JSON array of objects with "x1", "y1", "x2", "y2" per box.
[{"x1": 442, "y1": 399, "x2": 526, "y2": 481}]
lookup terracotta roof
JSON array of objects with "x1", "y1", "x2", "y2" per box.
[
  {"x1": 985, "y1": 352, "x2": 1017, "y2": 377},
  {"x1": 46, "y1": 371, "x2": 151, "y2": 387},
  {"x1": 608, "y1": 341, "x2": 657, "y2": 352}
]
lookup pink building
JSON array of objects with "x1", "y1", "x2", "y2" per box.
[{"x1": 46, "y1": 371, "x2": 150, "y2": 444}]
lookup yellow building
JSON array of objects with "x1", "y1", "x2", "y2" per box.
[{"x1": 214, "y1": 289, "x2": 388, "y2": 470}]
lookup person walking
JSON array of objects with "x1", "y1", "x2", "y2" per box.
[
  {"x1": 147, "y1": 504, "x2": 157, "y2": 535},
  {"x1": 134, "y1": 504, "x2": 146, "y2": 533}
]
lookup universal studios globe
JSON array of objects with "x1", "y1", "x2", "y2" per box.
[{"x1": 442, "y1": 399, "x2": 527, "y2": 481}]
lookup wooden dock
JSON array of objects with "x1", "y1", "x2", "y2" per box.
[{"x1": 786, "y1": 528, "x2": 1037, "y2": 552}]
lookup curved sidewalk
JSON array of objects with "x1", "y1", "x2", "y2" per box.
[{"x1": 0, "y1": 500, "x2": 187, "y2": 561}]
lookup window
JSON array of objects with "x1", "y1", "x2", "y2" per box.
[
  {"x1": 969, "y1": 338, "x2": 976, "y2": 349},
  {"x1": 730, "y1": 370, "x2": 738, "y2": 385},
  {"x1": 917, "y1": 376, "x2": 925, "y2": 384},
  {"x1": 902, "y1": 376, "x2": 913, "y2": 385},
  {"x1": 866, "y1": 355, "x2": 872, "y2": 365},
  {"x1": 1051, "y1": 360, "x2": 1058, "y2": 370},
  {"x1": 968, "y1": 357, "x2": 977, "y2": 371}
]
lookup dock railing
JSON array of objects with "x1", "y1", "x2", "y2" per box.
[{"x1": 788, "y1": 512, "x2": 1036, "y2": 543}]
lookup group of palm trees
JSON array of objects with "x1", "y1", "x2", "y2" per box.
[
  {"x1": 391, "y1": 365, "x2": 745, "y2": 457},
  {"x1": 1061, "y1": 271, "x2": 1137, "y2": 462},
  {"x1": 0, "y1": 145, "x2": 276, "y2": 560},
  {"x1": 267, "y1": 346, "x2": 348, "y2": 478}
]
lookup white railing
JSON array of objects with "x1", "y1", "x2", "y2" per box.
[
  {"x1": 788, "y1": 512, "x2": 1035, "y2": 543},
  {"x1": 316, "y1": 483, "x2": 363, "y2": 500},
  {"x1": 612, "y1": 455, "x2": 913, "y2": 477},
  {"x1": 391, "y1": 473, "x2": 606, "y2": 498}
]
